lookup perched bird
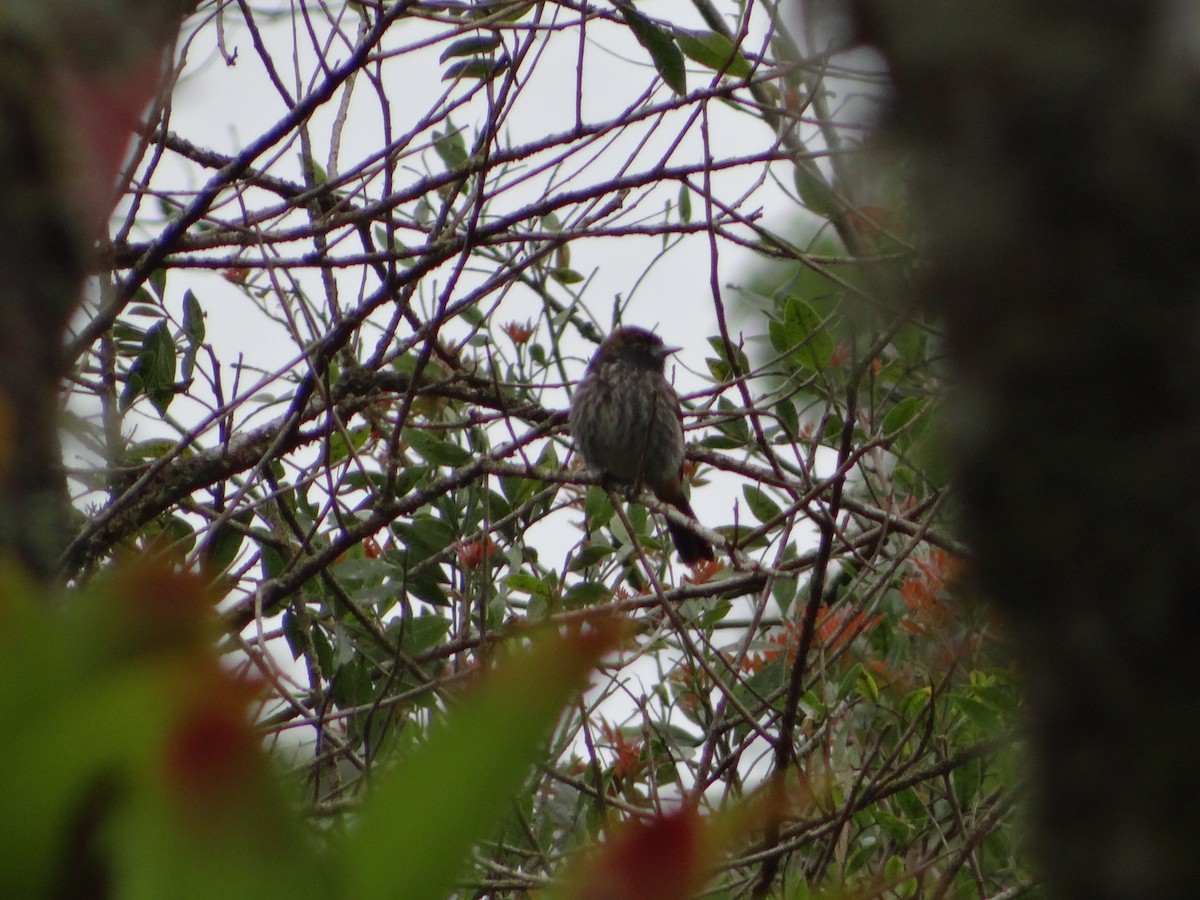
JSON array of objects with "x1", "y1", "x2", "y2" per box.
[{"x1": 569, "y1": 326, "x2": 714, "y2": 565}]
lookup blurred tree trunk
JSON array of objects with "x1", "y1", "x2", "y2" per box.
[
  {"x1": 852, "y1": 1, "x2": 1200, "y2": 896},
  {"x1": 0, "y1": 1, "x2": 189, "y2": 577}
]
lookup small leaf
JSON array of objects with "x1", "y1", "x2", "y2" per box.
[
  {"x1": 705, "y1": 336, "x2": 749, "y2": 382},
  {"x1": 618, "y1": 5, "x2": 686, "y2": 96},
  {"x1": 562, "y1": 581, "x2": 610, "y2": 608},
  {"x1": 182, "y1": 289, "x2": 205, "y2": 345},
  {"x1": 139, "y1": 321, "x2": 177, "y2": 416},
  {"x1": 882, "y1": 396, "x2": 925, "y2": 437},
  {"x1": 393, "y1": 514, "x2": 456, "y2": 562},
  {"x1": 439, "y1": 34, "x2": 502, "y2": 62},
  {"x1": 742, "y1": 484, "x2": 782, "y2": 524},
  {"x1": 442, "y1": 56, "x2": 509, "y2": 81},
  {"x1": 673, "y1": 29, "x2": 752, "y2": 79},
  {"x1": 124, "y1": 438, "x2": 178, "y2": 461},
  {"x1": 714, "y1": 395, "x2": 750, "y2": 444},
  {"x1": 408, "y1": 570, "x2": 451, "y2": 607},
  {"x1": 180, "y1": 290, "x2": 204, "y2": 382},
  {"x1": 403, "y1": 428, "x2": 474, "y2": 467},
  {"x1": 770, "y1": 296, "x2": 835, "y2": 372},
  {"x1": 857, "y1": 666, "x2": 880, "y2": 703},
  {"x1": 144, "y1": 322, "x2": 176, "y2": 388},
  {"x1": 148, "y1": 267, "x2": 167, "y2": 301},
  {"x1": 394, "y1": 613, "x2": 452, "y2": 654},
  {"x1": 506, "y1": 571, "x2": 555, "y2": 598},
  {"x1": 200, "y1": 520, "x2": 245, "y2": 574},
  {"x1": 569, "y1": 544, "x2": 614, "y2": 571},
  {"x1": 432, "y1": 119, "x2": 469, "y2": 171},
  {"x1": 793, "y1": 160, "x2": 840, "y2": 219},
  {"x1": 119, "y1": 359, "x2": 145, "y2": 410},
  {"x1": 953, "y1": 757, "x2": 982, "y2": 806},
  {"x1": 583, "y1": 486, "x2": 615, "y2": 527},
  {"x1": 677, "y1": 183, "x2": 692, "y2": 223},
  {"x1": 550, "y1": 267, "x2": 584, "y2": 285},
  {"x1": 774, "y1": 399, "x2": 800, "y2": 440}
]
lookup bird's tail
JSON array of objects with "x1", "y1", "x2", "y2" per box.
[{"x1": 656, "y1": 489, "x2": 714, "y2": 566}]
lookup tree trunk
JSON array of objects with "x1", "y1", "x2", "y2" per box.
[
  {"x1": 854, "y1": 1, "x2": 1200, "y2": 896},
  {"x1": 0, "y1": 1, "x2": 191, "y2": 576}
]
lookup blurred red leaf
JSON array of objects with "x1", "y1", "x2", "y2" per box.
[
  {"x1": 56, "y1": 54, "x2": 166, "y2": 234},
  {"x1": 573, "y1": 807, "x2": 707, "y2": 900}
]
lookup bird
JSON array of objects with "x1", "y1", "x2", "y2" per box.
[{"x1": 568, "y1": 326, "x2": 714, "y2": 565}]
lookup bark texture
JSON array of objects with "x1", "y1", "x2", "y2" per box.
[{"x1": 852, "y1": 1, "x2": 1200, "y2": 896}]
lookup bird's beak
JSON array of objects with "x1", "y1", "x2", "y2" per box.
[{"x1": 661, "y1": 345, "x2": 682, "y2": 358}]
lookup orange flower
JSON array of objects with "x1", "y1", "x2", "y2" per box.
[
  {"x1": 502, "y1": 320, "x2": 536, "y2": 344},
  {"x1": 900, "y1": 549, "x2": 967, "y2": 640},
  {"x1": 601, "y1": 721, "x2": 645, "y2": 780},
  {"x1": 682, "y1": 558, "x2": 721, "y2": 585},
  {"x1": 455, "y1": 535, "x2": 497, "y2": 569},
  {"x1": 816, "y1": 605, "x2": 883, "y2": 654}
]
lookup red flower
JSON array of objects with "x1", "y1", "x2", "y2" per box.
[
  {"x1": 502, "y1": 321, "x2": 536, "y2": 344},
  {"x1": 455, "y1": 536, "x2": 497, "y2": 570}
]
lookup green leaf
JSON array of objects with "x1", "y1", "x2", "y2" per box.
[
  {"x1": 583, "y1": 486, "x2": 615, "y2": 528},
  {"x1": 569, "y1": 543, "x2": 614, "y2": 571},
  {"x1": 770, "y1": 296, "x2": 835, "y2": 372},
  {"x1": 672, "y1": 29, "x2": 752, "y2": 79},
  {"x1": 773, "y1": 572, "x2": 798, "y2": 617},
  {"x1": 563, "y1": 581, "x2": 610, "y2": 608},
  {"x1": 182, "y1": 288, "x2": 205, "y2": 345},
  {"x1": 774, "y1": 399, "x2": 800, "y2": 440},
  {"x1": 460, "y1": 304, "x2": 486, "y2": 327},
  {"x1": 742, "y1": 484, "x2": 782, "y2": 524},
  {"x1": 329, "y1": 424, "x2": 372, "y2": 465},
  {"x1": 432, "y1": 119, "x2": 469, "y2": 171},
  {"x1": 442, "y1": 56, "x2": 508, "y2": 81},
  {"x1": 677, "y1": 183, "x2": 692, "y2": 223},
  {"x1": 882, "y1": 396, "x2": 925, "y2": 437},
  {"x1": 331, "y1": 556, "x2": 393, "y2": 583},
  {"x1": 884, "y1": 855, "x2": 917, "y2": 898},
  {"x1": 180, "y1": 289, "x2": 204, "y2": 382},
  {"x1": 705, "y1": 336, "x2": 749, "y2": 382},
  {"x1": 124, "y1": 438, "x2": 178, "y2": 461},
  {"x1": 793, "y1": 159, "x2": 840, "y2": 219},
  {"x1": 857, "y1": 666, "x2": 879, "y2": 703},
  {"x1": 712, "y1": 395, "x2": 750, "y2": 445},
  {"x1": 408, "y1": 570, "x2": 451, "y2": 607},
  {"x1": 303, "y1": 154, "x2": 328, "y2": 185},
  {"x1": 148, "y1": 267, "x2": 167, "y2": 301},
  {"x1": 137, "y1": 320, "x2": 177, "y2": 416},
  {"x1": 200, "y1": 520, "x2": 245, "y2": 574},
  {"x1": 953, "y1": 757, "x2": 982, "y2": 806},
  {"x1": 341, "y1": 626, "x2": 614, "y2": 900},
  {"x1": 393, "y1": 514, "x2": 456, "y2": 562},
  {"x1": 506, "y1": 571, "x2": 555, "y2": 599},
  {"x1": 550, "y1": 267, "x2": 584, "y2": 285},
  {"x1": 403, "y1": 428, "x2": 473, "y2": 466},
  {"x1": 394, "y1": 613, "x2": 451, "y2": 655},
  {"x1": 438, "y1": 34, "x2": 502, "y2": 62},
  {"x1": 282, "y1": 609, "x2": 306, "y2": 661},
  {"x1": 618, "y1": 5, "x2": 686, "y2": 96}
]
